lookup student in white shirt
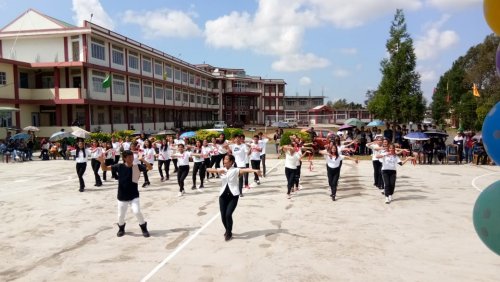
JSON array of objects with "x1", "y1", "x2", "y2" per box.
[
  {"x1": 207, "y1": 154, "x2": 262, "y2": 241},
  {"x1": 172, "y1": 133, "x2": 185, "y2": 173},
  {"x1": 319, "y1": 144, "x2": 358, "y2": 201},
  {"x1": 228, "y1": 135, "x2": 250, "y2": 196},
  {"x1": 282, "y1": 145, "x2": 306, "y2": 199},
  {"x1": 208, "y1": 137, "x2": 220, "y2": 179},
  {"x1": 111, "y1": 136, "x2": 121, "y2": 164},
  {"x1": 103, "y1": 142, "x2": 115, "y2": 181},
  {"x1": 155, "y1": 138, "x2": 171, "y2": 181},
  {"x1": 171, "y1": 144, "x2": 202, "y2": 196},
  {"x1": 191, "y1": 140, "x2": 206, "y2": 190},
  {"x1": 258, "y1": 132, "x2": 268, "y2": 177},
  {"x1": 366, "y1": 136, "x2": 384, "y2": 192},
  {"x1": 376, "y1": 144, "x2": 414, "y2": 204},
  {"x1": 89, "y1": 140, "x2": 103, "y2": 187},
  {"x1": 250, "y1": 135, "x2": 262, "y2": 184},
  {"x1": 141, "y1": 140, "x2": 155, "y2": 187},
  {"x1": 73, "y1": 140, "x2": 91, "y2": 192}
]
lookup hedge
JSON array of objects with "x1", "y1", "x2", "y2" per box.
[
  {"x1": 280, "y1": 130, "x2": 311, "y2": 146},
  {"x1": 223, "y1": 128, "x2": 244, "y2": 140},
  {"x1": 195, "y1": 129, "x2": 221, "y2": 141}
]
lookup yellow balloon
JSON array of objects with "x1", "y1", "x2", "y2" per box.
[{"x1": 484, "y1": 0, "x2": 500, "y2": 35}]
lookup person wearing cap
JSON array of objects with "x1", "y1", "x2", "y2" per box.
[{"x1": 98, "y1": 150, "x2": 152, "y2": 238}]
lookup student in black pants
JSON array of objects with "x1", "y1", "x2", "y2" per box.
[
  {"x1": 367, "y1": 137, "x2": 384, "y2": 193},
  {"x1": 377, "y1": 144, "x2": 414, "y2": 204},
  {"x1": 207, "y1": 154, "x2": 261, "y2": 241},
  {"x1": 73, "y1": 141, "x2": 90, "y2": 192},
  {"x1": 89, "y1": 140, "x2": 103, "y2": 187},
  {"x1": 283, "y1": 145, "x2": 301, "y2": 199},
  {"x1": 319, "y1": 144, "x2": 358, "y2": 201}
]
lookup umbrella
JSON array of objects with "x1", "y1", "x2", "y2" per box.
[
  {"x1": 72, "y1": 129, "x2": 91, "y2": 139},
  {"x1": 424, "y1": 130, "x2": 448, "y2": 137},
  {"x1": 23, "y1": 126, "x2": 40, "y2": 132},
  {"x1": 473, "y1": 132, "x2": 482, "y2": 140},
  {"x1": 404, "y1": 132, "x2": 429, "y2": 141},
  {"x1": 179, "y1": 131, "x2": 196, "y2": 139},
  {"x1": 49, "y1": 131, "x2": 72, "y2": 141},
  {"x1": 367, "y1": 120, "x2": 384, "y2": 127},
  {"x1": 344, "y1": 118, "x2": 365, "y2": 128},
  {"x1": 0, "y1": 106, "x2": 20, "y2": 112},
  {"x1": 10, "y1": 133, "x2": 31, "y2": 141},
  {"x1": 338, "y1": 124, "x2": 354, "y2": 130}
]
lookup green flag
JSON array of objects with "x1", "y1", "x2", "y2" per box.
[{"x1": 102, "y1": 75, "x2": 111, "y2": 88}]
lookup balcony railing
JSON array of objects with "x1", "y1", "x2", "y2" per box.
[{"x1": 19, "y1": 88, "x2": 85, "y2": 100}]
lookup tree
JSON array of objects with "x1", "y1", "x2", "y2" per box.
[
  {"x1": 367, "y1": 9, "x2": 426, "y2": 125},
  {"x1": 327, "y1": 98, "x2": 363, "y2": 110},
  {"x1": 431, "y1": 34, "x2": 500, "y2": 130}
]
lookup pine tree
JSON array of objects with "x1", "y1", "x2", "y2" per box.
[{"x1": 368, "y1": 9, "x2": 426, "y2": 126}]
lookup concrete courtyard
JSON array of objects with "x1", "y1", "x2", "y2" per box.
[{"x1": 0, "y1": 157, "x2": 499, "y2": 281}]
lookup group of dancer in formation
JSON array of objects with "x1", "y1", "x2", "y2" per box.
[{"x1": 72, "y1": 131, "x2": 414, "y2": 240}]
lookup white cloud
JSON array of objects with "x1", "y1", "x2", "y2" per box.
[
  {"x1": 72, "y1": 0, "x2": 114, "y2": 29},
  {"x1": 299, "y1": 76, "x2": 312, "y2": 85},
  {"x1": 272, "y1": 53, "x2": 330, "y2": 72},
  {"x1": 307, "y1": 0, "x2": 422, "y2": 28},
  {"x1": 333, "y1": 68, "x2": 351, "y2": 78},
  {"x1": 426, "y1": 0, "x2": 482, "y2": 10},
  {"x1": 340, "y1": 48, "x2": 358, "y2": 55},
  {"x1": 419, "y1": 69, "x2": 437, "y2": 82},
  {"x1": 122, "y1": 9, "x2": 202, "y2": 39},
  {"x1": 415, "y1": 14, "x2": 459, "y2": 60}
]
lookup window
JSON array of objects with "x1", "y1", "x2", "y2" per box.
[
  {"x1": 92, "y1": 70, "x2": 106, "y2": 93},
  {"x1": 113, "y1": 111, "x2": 122, "y2": 124},
  {"x1": 189, "y1": 73, "x2": 195, "y2": 85},
  {"x1": 142, "y1": 57, "x2": 152, "y2": 73},
  {"x1": 129, "y1": 78, "x2": 140, "y2": 97},
  {"x1": 202, "y1": 95, "x2": 207, "y2": 104},
  {"x1": 165, "y1": 65, "x2": 172, "y2": 79},
  {"x1": 155, "y1": 84, "x2": 164, "y2": 100},
  {"x1": 207, "y1": 81, "x2": 212, "y2": 89},
  {"x1": 128, "y1": 51, "x2": 139, "y2": 70},
  {"x1": 143, "y1": 81, "x2": 153, "y2": 98},
  {"x1": 112, "y1": 45, "x2": 124, "y2": 65},
  {"x1": 174, "y1": 68, "x2": 181, "y2": 80},
  {"x1": 97, "y1": 112, "x2": 105, "y2": 124},
  {"x1": 0, "y1": 112, "x2": 12, "y2": 127},
  {"x1": 201, "y1": 79, "x2": 206, "y2": 88},
  {"x1": 174, "y1": 89, "x2": 181, "y2": 101},
  {"x1": 183, "y1": 92, "x2": 188, "y2": 102},
  {"x1": 299, "y1": 100, "x2": 307, "y2": 106},
  {"x1": 154, "y1": 61, "x2": 163, "y2": 76},
  {"x1": 165, "y1": 87, "x2": 173, "y2": 100},
  {"x1": 182, "y1": 71, "x2": 188, "y2": 83},
  {"x1": 112, "y1": 75, "x2": 125, "y2": 95},
  {"x1": 143, "y1": 108, "x2": 153, "y2": 123},
  {"x1": 197, "y1": 94, "x2": 201, "y2": 103},
  {"x1": 0, "y1": 72, "x2": 6, "y2": 85},
  {"x1": 190, "y1": 94, "x2": 195, "y2": 103},
  {"x1": 91, "y1": 38, "x2": 105, "y2": 60},
  {"x1": 72, "y1": 40, "x2": 80, "y2": 61}
]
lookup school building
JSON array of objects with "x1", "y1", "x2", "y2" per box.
[{"x1": 0, "y1": 9, "x2": 285, "y2": 137}]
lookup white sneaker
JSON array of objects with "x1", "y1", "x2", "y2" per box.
[
  {"x1": 388, "y1": 195, "x2": 393, "y2": 201},
  {"x1": 385, "y1": 197, "x2": 390, "y2": 204},
  {"x1": 197, "y1": 187, "x2": 203, "y2": 192},
  {"x1": 298, "y1": 185, "x2": 303, "y2": 190},
  {"x1": 177, "y1": 192, "x2": 183, "y2": 197}
]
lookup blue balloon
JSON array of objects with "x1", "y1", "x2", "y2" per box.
[
  {"x1": 482, "y1": 102, "x2": 500, "y2": 165},
  {"x1": 473, "y1": 181, "x2": 500, "y2": 255}
]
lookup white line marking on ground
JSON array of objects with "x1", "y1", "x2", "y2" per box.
[
  {"x1": 140, "y1": 213, "x2": 220, "y2": 282},
  {"x1": 471, "y1": 172, "x2": 500, "y2": 192},
  {"x1": 141, "y1": 159, "x2": 284, "y2": 281}
]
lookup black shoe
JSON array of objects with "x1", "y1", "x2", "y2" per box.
[
  {"x1": 174, "y1": 169, "x2": 178, "y2": 173},
  {"x1": 142, "y1": 183, "x2": 148, "y2": 188},
  {"x1": 191, "y1": 186, "x2": 196, "y2": 190},
  {"x1": 96, "y1": 183, "x2": 102, "y2": 187},
  {"x1": 224, "y1": 232, "x2": 232, "y2": 241},
  {"x1": 117, "y1": 223, "x2": 126, "y2": 237},
  {"x1": 139, "y1": 222, "x2": 150, "y2": 238},
  {"x1": 79, "y1": 188, "x2": 84, "y2": 192},
  {"x1": 332, "y1": 195, "x2": 336, "y2": 201}
]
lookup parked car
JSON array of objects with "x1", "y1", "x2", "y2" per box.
[
  {"x1": 284, "y1": 118, "x2": 298, "y2": 128},
  {"x1": 214, "y1": 121, "x2": 227, "y2": 129},
  {"x1": 271, "y1": 121, "x2": 290, "y2": 128},
  {"x1": 301, "y1": 128, "x2": 335, "y2": 151}
]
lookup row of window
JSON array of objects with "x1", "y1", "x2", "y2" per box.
[
  {"x1": 91, "y1": 71, "x2": 216, "y2": 105},
  {"x1": 90, "y1": 37, "x2": 213, "y2": 89}
]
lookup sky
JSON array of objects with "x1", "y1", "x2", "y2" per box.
[{"x1": 0, "y1": 0, "x2": 493, "y2": 105}]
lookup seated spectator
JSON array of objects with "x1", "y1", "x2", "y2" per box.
[
  {"x1": 473, "y1": 139, "x2": 488, "y2": 165},
  {"x1": 412, "y1": 141, "x2": 424, "y2": 164}
]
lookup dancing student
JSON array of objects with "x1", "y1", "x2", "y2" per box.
[
  {"x1": 376, "y1": 144, "x2": 414, "y2": 204},
  {"x1": 73, "y1": 140, "x2": 91, "y2": 192},
  {"x1": 250, "y1": 135, "x2": 262, "y2": 185},
  {"x1": 367, "y1": 136, "x2": 384, "y2": 193},
  {"x1": 171, "y1": 144, "x2": 202, "y2": 196},
  {"x1": 228, "y1": 135, "x2": 250, "y2": 197},
  {"x1": 215, "y1": 134, "x2": 229, "y2": 177},
  {"x1": 208, "y1": 137, "x2": 220, "y2": 179},
  {"x1": 258, "y1": 132, "x2": 268, "y2": 177},
  {"x1": 172, "y1": 133, "x2": 185, "y2": 173},
  {"x1": 202, "y1": 139, "x2": 212, "y2": 182},
  {"x1": 141, "y1": 140, "x2": 155, "y2": 187},
  {"x1": 292, "y1": 137, "x2": 304, "y2": 191},
  {"x1": 191, "y1": 140, "x2": 206, "y2": 190},
  {"x1": 89, "y1": 140, "x2": 103, "y2": 187},
  {"x1": 282, "y1": 145, "x2": 306, "y2": 199},
  {"x1": 98, "y1": 150, "x2": 152, "y2": 237},
  {"x1": 111, "y1": 136, "x2": 122, "y2": 179},
  {"x1": 318, "y1": 144, "x2": 358, "y2": 201},
  {"x1": 242, "y1": 134, "x2": 251, "y2": 190},
  {"x1": 207, "y1": 154, "x2": 262, "y2": 241},
  {"x1": 155, "y1": 138, "x2": 171, "y2": 181},
  {"x1": 103, "y1": 142, "x2": 115, "y2": 181}
]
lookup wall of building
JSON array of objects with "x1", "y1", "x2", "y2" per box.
[
  {"x1": 0, "y1": 62, "x2": 15, "y2": 98},
  {"x1": 2, "y1": 37, "x2": 64, "y2": 63}
]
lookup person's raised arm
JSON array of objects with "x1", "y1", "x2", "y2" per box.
[
  {"x1": 239, "y1": 168, "x2": 262, "y2": 177},
  {"x1": 97, "y1": 155, "x2": 112, "y2": 171},
  {"x1": 139, "y1": 156, "x2": 153, "y2": 171}
]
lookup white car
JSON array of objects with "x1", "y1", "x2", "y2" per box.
[{"x1": 214, "y1": 121, "x2": 227, "y2": 129}]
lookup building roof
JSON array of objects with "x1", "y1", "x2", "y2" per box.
[{"x1": 308, "y1": 105, "x2": 333, "y2": 113}]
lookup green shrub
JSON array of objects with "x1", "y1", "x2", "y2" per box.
[
  {"x1": 196, "y1": 129, "x2": 221, "y2": 141},
  {"x1": 280, "y1": 130, "x2": 311, "y2": 146},
  {"x1": 90, "y1": 132, "x2": 111, "y2": 142},
  {"x1": 223, "y1": 128, "x2": 244, "y2": 139},
  {"x1": 112, "y1": 130, "x2": 134, "y2": 139}
]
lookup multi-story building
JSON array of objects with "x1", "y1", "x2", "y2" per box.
[{"x1": 0, "y1": 9, "x2": 285, "y2": 137}]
